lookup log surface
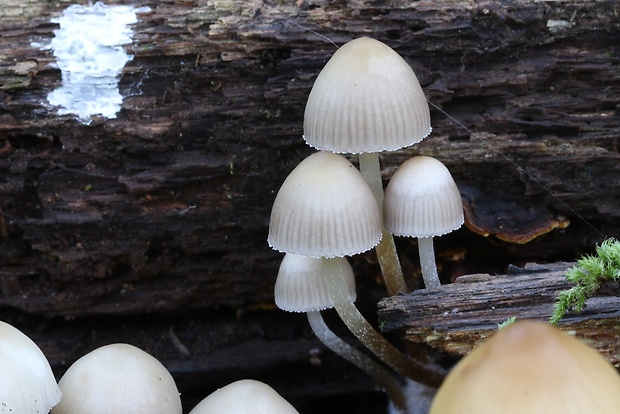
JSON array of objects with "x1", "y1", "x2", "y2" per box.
[
  {"x1": 378, "y1": 262, "x2": 620, "y2": 365},
  {"x1": 1, "y1": 1, "x2": 620, "y2": 412}
]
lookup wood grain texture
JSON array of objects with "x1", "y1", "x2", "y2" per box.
[
  {"x1": 378, "y1": 262, "x2": 620, "y2": 366},
  {"x1": 1, "y1": 1, "x2": 619, "y2": 412}
]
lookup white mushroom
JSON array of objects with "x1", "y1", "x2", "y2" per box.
[
  {"x1": 0, "y1": 320, "x2": 62, "y2": 414},
  {"x1": 275, "y1": 253, "x2": 406, "y2": 412},
  {"x1": 52, "y1": 343, "x2": 182, "y2": 414},
  {"x1": 188, "y1": 379, "x2": 299, "y2": 414},
  {"x1": 303, "y1": 37, "x2": 432, "y2": 295},
  {"x1": 384, "y1": 156, "x2": 464, "y2": 288}
]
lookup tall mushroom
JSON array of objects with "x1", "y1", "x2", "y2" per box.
[
  {"x1": 51, "y1": 343, "x2": 182, "y2": 414},
  {"x1": 429, "y1": 320, "x2": 620, "y2": 413},
  {"x1": 275, "y1": 253, "x2": 406, "y2": 412},
  {"x1": 0, "y1": 320, "x2": 62, "y2": 414},
  {"x1": 303, "y1": 37, "x2": 431, "y2": 296},
  {"x1": 268, "y1": 151, "x2": 443, "y2": 386},
  {"x1": 383, "y1": 156, "x2": 464, "y2": 288}
]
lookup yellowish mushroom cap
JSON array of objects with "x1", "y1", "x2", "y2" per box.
[
  {"x1": 268, "y1": 151, "x2": 382, "y2": 257},
  {"x1": 384, "y1": 156, "x2": 463, "y2": 238},
  {"x1": 274, "y1": 254, "x2": 356, "y2": 312},
  {"x1": 0, "y1": 321, "x2": 62, "y2": 413},
  {"x1": 429, "y1": 320, "x2": 620, "y2": 414},
  {"x1": 303, "y1": 37, "x2": 431, "y2": 154}
]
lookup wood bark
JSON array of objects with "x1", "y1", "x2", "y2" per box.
[
  {"x1": 378, "y1": 261, "x2": 620, "y2": 366},
  {"x1": 1, "y1": 0, "x2": 620, "y2": 412}
]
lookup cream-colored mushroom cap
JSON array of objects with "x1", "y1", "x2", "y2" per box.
[
  {"x1": 429, "y1": 320, "x2": 620, "y2": 414},
  {"x1": 52, "y1": 343, "x2": 182, "y2": 414},
  {"x1": 0, "y1": 321, "x2": 62, "y2": 413},
  {"x1": 303, "y1": 37, "x2": 431, "y2": 154},
  {"x1": 189, "y1": 379, "x2": 299, "y2": 414},
  {"x1": 384, "y1": 156, "x2": 463, "y2": 238},
  {"x1": 268, "y1": 151, "x2": 382, "y2": 257},
  {"x1": 275, "y1": 254, "x2": 356, "y2": 312}
]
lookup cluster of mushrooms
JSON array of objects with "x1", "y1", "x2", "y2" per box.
[
  {"x1": 266, "y1": 37, "x2": 620, "y2": 413},
  {"x1": 0, "y1": 319, "x2": 300, "y2": 413},
  {"x1": 3, "y1": 37, "x2": 620, "y2": 414}
]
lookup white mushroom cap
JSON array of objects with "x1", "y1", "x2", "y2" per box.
[
  {"x1": 275, "y1": 254, "x2": 356, "y2": 312},
  {"x1": 429, "y1": 320, "x2": 620, "y2": 413},
  {"x1": 52, "y1": 343, "x2": 182, "y2": 414},
  {"x1": 188, "y1": 379, "x2": 299, "y2": 414},
  {"x1": 268, "y1": 151, "x2": 382, "y2": 258},
  {"x1": 303, "y1": 37, "x2": 431, "y2": 154},
  {"x1": 384, "y1": 156, "x2": 464, "y2": 238},
  {"x1": 0, "y1": 321, "x2": 62, "y2": 413}
]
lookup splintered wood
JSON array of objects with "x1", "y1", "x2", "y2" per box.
[{"x1": 378, "y1": 262, "x2": 620, "y2": 366}]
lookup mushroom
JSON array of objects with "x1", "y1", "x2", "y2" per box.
[
  {"x1": 0, "y1": 320, "x2": 62, "y2": 414},
  {"x1": 51, "y1": 343, "x2": 182, "y2": 414},
  {"x1": 383, "y1": 156, "x2": 464, "y2": 288},
  {"x1": 188, "y1": 379, "x2": 299, "y2": 414},
  {"x1": 429, "y1": 320, "x2": 620, "y2": 413},
  {"x1": 303, "y1": 37, "x2": 432, "y2": 296},
  {"x1": 275, "y1": 253, "x2": 406, "y2": 412},
  {"x1": 268, "y1": 151, "x2": 443, "y2": 386}
]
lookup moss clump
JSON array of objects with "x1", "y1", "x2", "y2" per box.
[{"x1": 550, "y1": 238, "x2": 620, "y2": 325}]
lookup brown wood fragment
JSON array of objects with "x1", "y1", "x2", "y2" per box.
[{"x1": 378, "y1": 262, "x2": 620, "y2": 366}]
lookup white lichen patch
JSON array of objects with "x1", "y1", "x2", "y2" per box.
[{"x1": 42, "y1": 2, "x2": 150, "y2": 124}]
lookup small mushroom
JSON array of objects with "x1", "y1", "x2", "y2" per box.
[
  {"x1": 0, "y1": 320, "x2": 61, "y2": 414},
  {"x1": 51, "y1": 343, "x2": 182, "y2": 414},
  {"x1": 384, "y1": 156, "x2": 464, "y2": 288},
  {"x1": 268, "y1": 151, "x2": 443, "y2": 387},
  {"x1": 303, "y1": 37, "x2": 431, "y2": 296},
  {"x1": 188, "y1": 379, "x2": 299, "y2": 414},
  {"x1": 275, "y1": 253, "x2": 406, "y2": 412},
  {"x1": 429, "y1": 320, "x2": 620, "y2": 413}
]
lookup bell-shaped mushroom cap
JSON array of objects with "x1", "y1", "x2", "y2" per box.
[
  {"x1": 52, "y1": 343, "x2": 182, "y2": 414},
  {"x1": 268, "y1": 151, "x2": 382, "y2": 258},
  {"x1": 384, "y1": 156, "x2": 464, "y2": 238},
  {"x1": 189, "y1": 379, "x2": 299, "y2": 414},
  {"x1": 275, "y1": 254, "x2": 356, "y2": 312},
  {"x1": 0, "y1": 321, "x2": 62, "y2": 413},
  {"x1": 303, "y1": 37, "x2": 431, "y2": 154},
  {"x1": 429, "y1": 320, "x2": 620, "y2": 414}
]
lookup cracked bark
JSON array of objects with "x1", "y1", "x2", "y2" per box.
[{"x1": 1, "y1": 1, "x2": 619, "y2": 412}]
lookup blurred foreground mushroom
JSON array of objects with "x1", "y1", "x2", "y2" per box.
[
  {"x1": 0, "y1": 320, "x2": 62, "y2": 414},
  {"x1": 52, "y1": 343, "x2": 182, "y2": 414},
  {"x1": 188, "y1": 379, "x2": 299, "y2": 414},
  {"x1": 429, "y1": 320, "x2": 620, "y2": 413},
  {"x1": 303, "y1": 37, "x2": 432, "y2": 296}
]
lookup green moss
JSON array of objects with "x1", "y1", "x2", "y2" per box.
[{"x1": 549, "y1": 238, "x2": 620, "y2": 325}]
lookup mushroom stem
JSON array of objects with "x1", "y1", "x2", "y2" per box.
[
  {"x1": 418, "y1": 236, "x2": 441, "y2": 288},
  {"x1": 358, "y1": 152, "x2": 407, "y2": 295},
  {"x1": 306, "y1": 311, "x2": 407, "y2": 413},
  {"x1": 321, "y1": 257, "x2": 443, "y2": 387}
]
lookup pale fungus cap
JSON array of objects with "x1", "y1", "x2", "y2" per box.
[
  {"x1": 275, "y1": 254, "x2": 356, "y2": 312},
  {"x1": 384, "y1": 156, "x2": 464, "y2": 238},
  {"x1": 429, "y1": 320, "x2": 620, "y2": 414},
  {"x1": 188, "y1": 379, "x2": 300, "y2": 414},
  {"x1": 52, "y1": 343, "x2": 182, "y2": 414},
  {"x1": 268, "y1": 151, "x2": 382, "y2": 257},
  {"x1": 0, "y1": 321, "x2": 62, "y2": 414},
  {"x1": 303, "y1": 37, "x2": 431, "y2": 154}
]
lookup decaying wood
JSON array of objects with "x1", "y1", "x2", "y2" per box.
[
  {"x1": 1, "y1": 1, "x2": 620, "y2": 412},
  {"x1": 378, "y1": 262, "x2": 620, "y2": 366}
]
